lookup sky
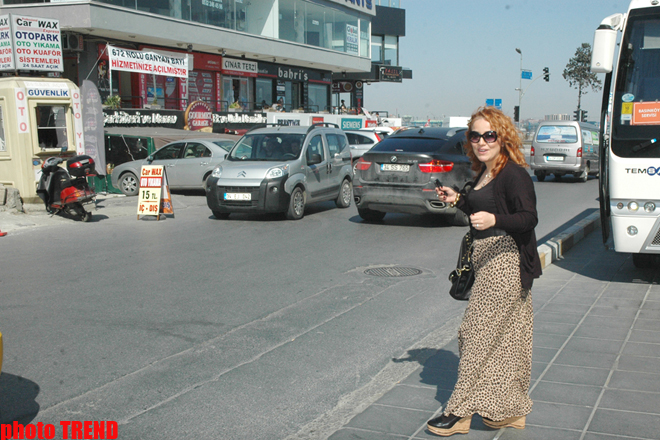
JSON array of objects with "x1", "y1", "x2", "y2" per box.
[{"x1": 364, "y1": 0, "x2": 630, "y2": 122}]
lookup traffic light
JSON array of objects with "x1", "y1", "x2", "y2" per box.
[
  {"x1": 543, "y1": 67, "x2": 550, "y2": 82},
  {"x1": 581, "y1": 110, "x2": 588, "y2": 122},
  {"x1": 514, "y1": 105, "x2": 520, "y2": 122},
  {"x1": 573, "y1": 109, "x2": 580, "y2": 121}
]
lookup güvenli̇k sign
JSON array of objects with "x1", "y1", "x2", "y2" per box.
[{"x1": 184, "y1": 100, "x2": 213, "y2": 132}]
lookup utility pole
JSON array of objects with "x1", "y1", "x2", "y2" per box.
[{"x1": 515, "y1": 48, "x2": 522, "y2": 128}]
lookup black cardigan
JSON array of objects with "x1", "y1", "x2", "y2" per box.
[{"x1": 455, "y1": 161, "x2": 542, "y2": 289}]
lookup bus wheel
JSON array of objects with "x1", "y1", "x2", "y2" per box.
[{"x1": 632, "y1": 253, "x2": 655, "y2": 269}]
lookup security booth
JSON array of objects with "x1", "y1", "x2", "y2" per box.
[{"x1": 0, "y1": 77, "x2": 84, "y2": 203}]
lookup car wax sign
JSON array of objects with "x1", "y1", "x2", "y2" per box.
[
  {"x1": 11, "y1": 15, "x2": 63, "y2": 72},
  {"x1": 137, "y1": 165, "x2": 174, "y2": 219}
]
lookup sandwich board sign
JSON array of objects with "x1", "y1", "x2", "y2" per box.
[{"x1": 137, "y1": 165, "x2": 174, "y2": 219}]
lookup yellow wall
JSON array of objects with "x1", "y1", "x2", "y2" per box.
[{"x1": 0, "y1": 77, "x2": 80, "y2": 203}]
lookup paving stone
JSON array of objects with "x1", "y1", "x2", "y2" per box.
[
  {"x1": 608, "y1": 370, "x2": 660, "y2": 393},
  {"x1": 531, "y1": 381, "x2": 602, "y2": 407},
  {"x1": 599, "y1": 388, "x2": 660, "y2": 415},
  {"x1": 573, "y1": 325, "x2": 630, "y2": 341},
  {"x1": 534, "y1": 311, "x2": 584, "y2": 325},
  {"x1": 533, "y1": 333, "x2": 567, "y2": 349},
  {"x1": 534, "y1": 321, "x2": 576, "y2": 336},
  {"x1": 562, "y1": 337, "x2": 624, "y2": 355},
  {"x1": 374, "y1": 384, "x2": 443, "y2": 412},
  {"x1": 540, "y1": 364, "x2": 610, "y2": 387},
  {"x1": 527, "y1": 401, "x2": 593, "y2": 431},
  {"x1": 622, "y1": 341, "x2": 660, "y2": 357},
  {"x1": 617, "y1": 355, "x2": 660, "y2": 375},
  {"x1": 628, "y1": 329, "x2": 660, "y2": 344},
  {"x1": 345, "y1": 404, "x2": 433, "y2": 437},
  {"x1": 553, "y1": 351, "x2": 617, "y2": 368},
  {"x1": 589, "y1": 408, "x2": 660, "y2": 439}
]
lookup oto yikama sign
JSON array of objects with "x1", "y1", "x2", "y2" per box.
[
  {"x1": 137, "y1": 165, "x2": 174, "y2": 219},
  {"x1": 1, "y1": 14, "x2": 63, "y2": 72}
]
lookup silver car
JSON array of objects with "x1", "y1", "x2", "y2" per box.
[
  {"x1": 205, "y1": 123, "x2": 353, "y2": 220},
  {"x1": 345, "y1": 129, "x2": 384, "y2": 160},
  {"x1": 111, "y1": 138, "x2": 236, "y2": 196}
]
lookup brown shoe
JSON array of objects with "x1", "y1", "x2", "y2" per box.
[
  {"x1": 483, "y1": 415, "x2": 525, "y2": 430},
  {"x1": 427, "y1": 414, "x2": 472, "y2": 436}
]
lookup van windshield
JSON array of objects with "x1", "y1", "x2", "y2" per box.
[
  {"x1": 535, "y1": 126, "x2": 578, "y2": 144},
  {"x1": 228, "y1": 133, "x2": 305, "y2": 161}
]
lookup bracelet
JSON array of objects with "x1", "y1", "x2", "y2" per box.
[{"x1": 449, "y1": 193, "x2": 461, "y2": 208}]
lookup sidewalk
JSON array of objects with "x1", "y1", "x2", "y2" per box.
[{"x1": 329, "y1": 219, "x2": 660, "y2": 439}]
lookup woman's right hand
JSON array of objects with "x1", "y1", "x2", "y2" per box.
[{"x1": 435, "y1": 186, "x2": 457, "y2": 204}]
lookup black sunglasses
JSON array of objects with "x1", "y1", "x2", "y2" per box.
[{"x1": 468, "y1": 130, "x2": 498, "y2": 144}]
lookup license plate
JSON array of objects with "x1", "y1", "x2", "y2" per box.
[
  {"x1": 546, "y1": 156, "x2": 564, "y2": 161},
  {"x1": 381, "y1": 164, "x2": 410, "y2": 172},
  {"x1": 224, "y1": 193, "x2": 251, "y2": 201}
]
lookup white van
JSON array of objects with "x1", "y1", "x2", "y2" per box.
[{"x1": 530, "y1": 121, "x2": 600, "y2": 182}]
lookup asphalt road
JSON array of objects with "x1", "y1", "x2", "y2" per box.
[{"x1": 0, "y1": 174, "x2": 599, "y2": 439}]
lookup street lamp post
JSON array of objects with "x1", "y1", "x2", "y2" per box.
[{"x1": 515, "y1": 48, "x2": 522, "y2": 127}]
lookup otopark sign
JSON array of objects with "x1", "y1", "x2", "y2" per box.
[{"x1": 0, "y1": 14, "x2": 63, "y2": 72}]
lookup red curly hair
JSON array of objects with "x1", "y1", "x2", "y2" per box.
[{"x1": 464, "y1": 106, "x2": 527, "y2": 176}]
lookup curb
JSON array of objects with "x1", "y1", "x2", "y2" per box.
[{"x1": 537, "y1": 211, "x2": 600, "y2": 269}]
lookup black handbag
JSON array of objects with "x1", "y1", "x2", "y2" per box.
[{"x1": 448, "y1": 231, "x2": 475, "y2": 301}]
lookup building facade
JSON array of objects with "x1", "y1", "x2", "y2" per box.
[{"x1": 1, "y1": 0, "x2": 407, "y2": 116}]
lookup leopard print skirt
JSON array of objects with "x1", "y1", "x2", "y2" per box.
[{"x1": 444, "y1": 235, "x2": 533, "y2": 421}]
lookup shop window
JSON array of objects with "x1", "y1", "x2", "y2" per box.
[
  {"x1": 307, "y1": 83, "x2": 328, "y2": 113},
  {"x1": 35, "y1": 105, "x2": 69, "y2": 152},
  {"x1": 360, "y1": 19, "x2": 370, "y2": 58},
  {"x1": 256, "y1": 78, "x2": 273, "y2": 109},
  {"x1": 372, "y1": 35, "x2": 383, "y2": 63},
  {"x1": 384, "y1": 35, "x2": 398, "y2": 66}
]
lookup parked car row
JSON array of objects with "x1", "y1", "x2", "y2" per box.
[
  {"x1": 110, "y1": 137, "x2": 237, "y2": 196},
  {"x1": 110, "y1": 124, "x2": 477, "y2": 224}
]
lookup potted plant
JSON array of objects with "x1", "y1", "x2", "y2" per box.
[{"x1": 103, "y1": 95, "x2": 122, "y2": 109}]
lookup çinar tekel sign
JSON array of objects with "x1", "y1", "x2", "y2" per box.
[{"x1": 0, "y1": 14, "x2": 63, "y2": 72}]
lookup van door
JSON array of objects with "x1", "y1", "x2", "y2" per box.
[
  {"x1": 304, "y1": 134, "x2": 328, "y2": 200},
  {"x1": 325, "y1": 132, "x2": 350, "y2": 194}
]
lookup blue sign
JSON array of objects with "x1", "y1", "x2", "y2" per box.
[
  {"x1": 522, "y1": 70, "x2": 532, "y2": 80},
  {"x1": 485, "y1": 99, "x2": 502, "y2": 110}
]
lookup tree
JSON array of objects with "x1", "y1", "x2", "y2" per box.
[{"x1": 563, "y1": 43, "x2": 602, "y2": 112}]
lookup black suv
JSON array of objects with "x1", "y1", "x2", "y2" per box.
[{"x1": 352, "y1": 127, "x2": 472, "y2": 225}]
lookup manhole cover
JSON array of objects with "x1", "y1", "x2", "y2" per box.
[{"x1": 364, "y1": 266, "x2": 423, "y2": 278}]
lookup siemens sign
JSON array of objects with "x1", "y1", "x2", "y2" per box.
[{"x1": 341, "y1": 118, "x2": 363, "y2": 130}]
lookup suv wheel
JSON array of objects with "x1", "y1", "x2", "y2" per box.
[
  {"x1": 336, "y1": 179, "x2": 352, "y2": 208},
  {"x1": 358, "y1": 207, "x2": 386, "y2": 222},
  {"x1": 286, "y1": 187, "x2": 305, "y2": 220}
]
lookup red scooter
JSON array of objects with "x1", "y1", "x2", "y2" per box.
[{"x1": 37, "y1": 155, "x2": 97, "y2": 222}]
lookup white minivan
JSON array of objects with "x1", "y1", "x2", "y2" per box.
[{"x1": 530, "y1": 121, "x2": 600, "y2": 182}]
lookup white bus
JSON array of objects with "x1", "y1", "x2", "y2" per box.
[{"x1": 591, "y1": 0, "x2": 660, "y2": 268}]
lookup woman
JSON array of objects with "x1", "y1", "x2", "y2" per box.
[{"x1": 428, "y1": 106, "x2": 541, "y2": 436}]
